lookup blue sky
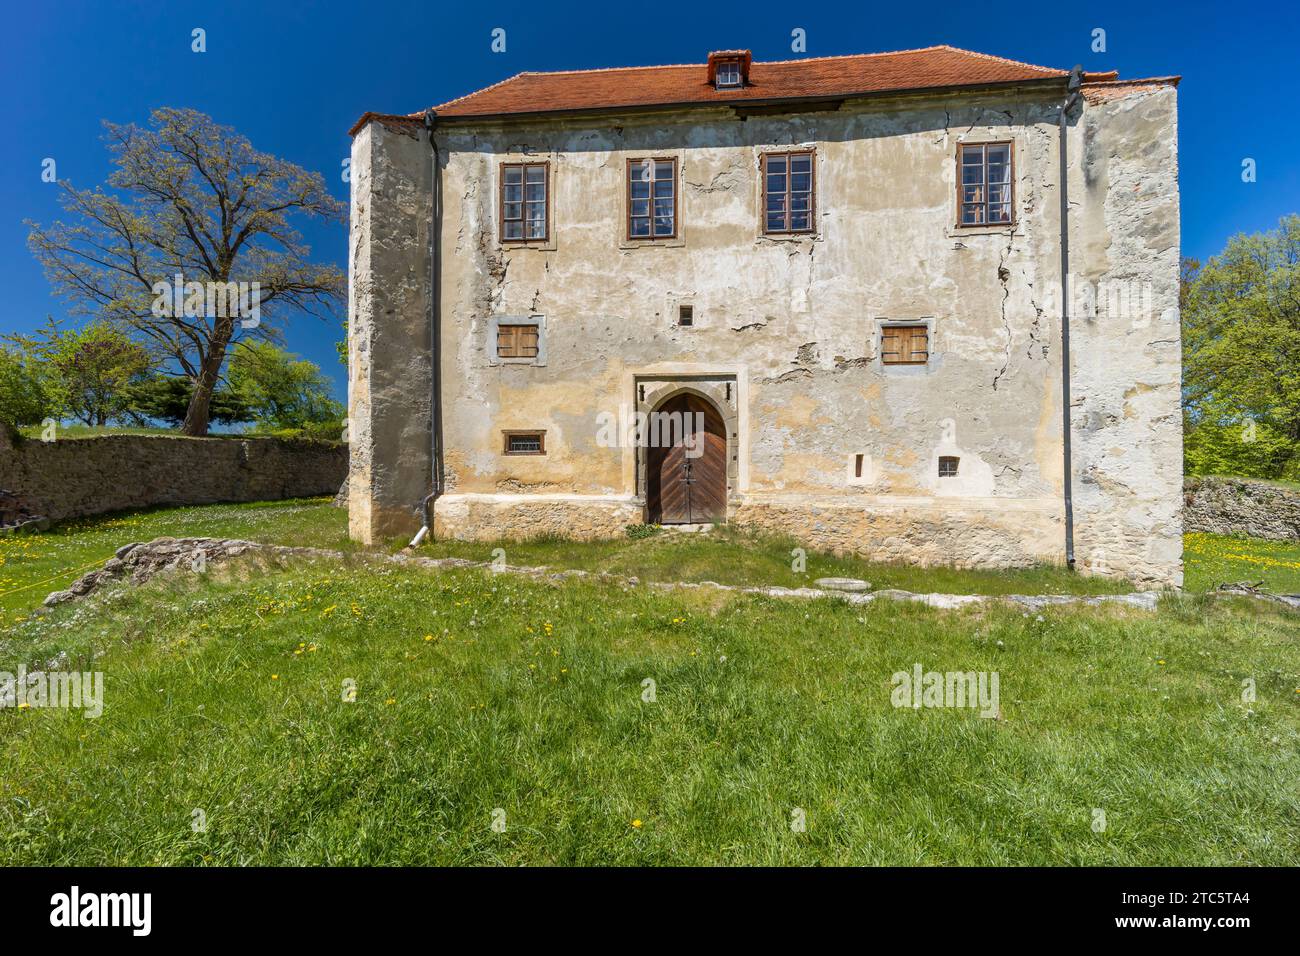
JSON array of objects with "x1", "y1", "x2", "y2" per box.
[{"x1": 2, "y1": 0, "x2": 1297, "y2": 401}]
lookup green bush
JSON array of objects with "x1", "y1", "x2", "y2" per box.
[
  {"x1": 251, "y1": 421, "x2": 345, "y2": 443},
  {"x1": 1184, "y1": 416, "x2": 1300, "y2": 481},
  {"x1": 0, "y1": 346, "x2": 56, "y2": 427}
]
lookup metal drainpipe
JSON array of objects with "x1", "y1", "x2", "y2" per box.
[
  {"x1": 1058, "y1": 65, "x2": 1083, "y2": 570},
  {"x1": 411, "y1": 111, "x2": 442, "y2": 547}
]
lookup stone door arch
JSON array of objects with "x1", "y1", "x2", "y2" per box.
[{"x1": 635, "y1": 378, "x2": 738, "y2": 524}]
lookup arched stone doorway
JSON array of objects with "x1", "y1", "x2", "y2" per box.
[{"x1": 645, "y1": 392, "x2": 728, "y2": 524}]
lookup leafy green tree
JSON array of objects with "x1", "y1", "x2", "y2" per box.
[
  {"x1": 4, "y1": 319, "x2": 151, "y2": 427},
  {"x1": 0, "y1": 346, "x2": 56, "y2": 427},
  {"x1": 27, "y1": 108, "x2": 344, "y2": 436},
  {"x1": 126, "y1": 375, "x2": 253, "y2": 428},
  {"x1": 51, "y1": 322, "x2": 150, "y2": 426},
  {"x1": 1183, "y1": 215, "x2": 1300, "y2": 478},
  {"x1": 1184, "y1": 415, "x2": 1297, "y2": 479},
  {"x1": 228, "y1": 341, "x2": 343, "y2": 434}
]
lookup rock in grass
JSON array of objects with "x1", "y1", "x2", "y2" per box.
[{"x1": 813, "y1": 577, "x2": 871, "y2": 592}]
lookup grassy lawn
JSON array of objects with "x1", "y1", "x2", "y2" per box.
[
  {"x1": 1183, "y1": 532, "x2": 1300, "y2": 594},
  {"x1": 1192, "y1": 473, "x2": 1300, "y2": 494},
  {"x1": 0, "y1": 499, "x2": 351, "y2": 619},
  {"x1": 414, "y1": 526, "x2": 1137, "y2": 596},
  {"x1": 1, "y1": 554, "x2": 1296, "y2": 865},
  {"x1": 5, "y1": 501, "x2": 1300, "y2": 627},
  {"x1": 14, "y1": 424, "x2": 248, "y2": 439}
]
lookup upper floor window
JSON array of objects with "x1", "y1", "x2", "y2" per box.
[
  {"x1": 627, "y1": 158, "x2": 677, "y2": 239},
  {"x1": 762, "y1": 150, "x2": 815, "y2": 234},
  {"x1": 707, "y1": 50, "x2": 750, "y2": 90},
  {"x1": 500, "y1": 162, "x2": 548, "y2": 242},
  {"x1": 958, "y1": 142, "x2": 1013, "y2": 226}
]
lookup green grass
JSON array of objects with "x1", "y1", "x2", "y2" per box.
[
  {"x1": 414, "y1": 525, "x2": 1135, "y2": 596},
  {"x1": 5, "y1": 500, "x2": 1299, "y2": 627},
  {"x1": 1183, "y1": 532, "x2": 1300, "y2": 594},
  {"x1": 1193, "y1": 473, "x2": 1300, "y2": 494},
  {"x1": 14, "y1": 424, "x2": 249, "y2": 439},
  {"x1": 1, "y1": 556, "x2": 1296, "y2": 865},
  {"x1": 0, "y1": 499, "x2": 350, "y2": 619},
  {"x1": 0, "y1": 502, "x2": 1134, "y2": 623}
]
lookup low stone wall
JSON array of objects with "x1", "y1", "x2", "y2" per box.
[
  {"x1": 1183, "y1": 477, "x2": 1300, "y2": 540},
  {"x1": 0, "y1": 426, "x2": 347, "y2": 523}
]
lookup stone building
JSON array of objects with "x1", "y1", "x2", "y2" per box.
[{"x1": 347, "y1": 45, "x2": 1183, "y2": 585}]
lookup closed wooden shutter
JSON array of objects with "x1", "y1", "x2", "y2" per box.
[
  {"x1": 498, "y1": 324, "x2": 539, "y2": 359},
  {"x1": 881, "y1": 325, "x2": 928, "y2": 365}
]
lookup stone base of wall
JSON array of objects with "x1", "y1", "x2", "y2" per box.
[
  {"x1": 1183, "y1": 476, "x2": 1300, "y2": 540},
  {"x1": 433, "y1": 493, "x2": 641, "y2": 541},
  {"x1": 0, "y1": 433, "x2": 348, "y2": 523},
  {"x1": 427, "y1": 491, "x2": 1182, "y2": 588},
  {"x1": 730, "y1": 494, "x2": 1063, "y2": 567}
]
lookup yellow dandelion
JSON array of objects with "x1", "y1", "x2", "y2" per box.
[
  {"x1": 631, "y1": 819, "x2": 643, "y2": 829},
  {"x1": 271, "y1": 674, "x2": 279, "y2": 680}
]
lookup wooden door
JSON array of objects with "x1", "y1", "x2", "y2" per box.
[{"x1": 646, "y1": 394, "x2": 727, "y2": 524}]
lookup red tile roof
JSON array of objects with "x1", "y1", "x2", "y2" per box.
[
  {"x1": 350, "y1": 45, "x2": 1129, "y2": 134},
  {"x1": 1081, "y1": 75, "x2": 1180, "y2": 104}
]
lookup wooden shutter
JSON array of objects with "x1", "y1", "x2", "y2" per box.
[
  {"x1": 881, "y1": 325, "x2": 928, "y2": 365},
  {"x1": 497, "y1": 324, "x2": 538, "y2": 359}
]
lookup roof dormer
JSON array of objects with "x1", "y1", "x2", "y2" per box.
[{"x1": 707, "y1": 50, "x2": 752, "y2": 90}]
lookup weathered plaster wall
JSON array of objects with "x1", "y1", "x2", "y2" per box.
[
  {"x1": 347, "y1": 119, "x2": 434, "y2": 543},
  {"x1": 1070, "y1": 84, "x2": 1183, "y2": 582},
  {"x1": 0, "y1": 433, "x2": 346, "y2": 522},
  {"x1": 350, "y1": 82, "x2": 1181, "y2": 584}
]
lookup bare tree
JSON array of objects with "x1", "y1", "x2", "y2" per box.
[{"x1": 28, "y1": 108, "x2": 345, "y2": 435}]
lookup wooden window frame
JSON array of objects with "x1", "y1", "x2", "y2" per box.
[
  {"x1": 761, "y1": 149, "x2": 816, "y2": 236},
  {"x1": 715, "y1": 60, "x2": 743, "y2": 89},
  {"x1": 625, "y1": 157, "x2": 678, "y2": 241},
  {"x1": 496, "y1": 323, "x2": 540, "y2": 360},
  {"x1": 880, "y1": 324, "x2": 930, "y2": 366},
  {"x1": 502, "y1": 430, "x2": 546, "y2": 455},
  {"x1": 499, "y1": 161, "x2": 551, "y2": 244},
  {"x1": 955, "y1": 141, "x2": 1014, "y2": 228}
]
